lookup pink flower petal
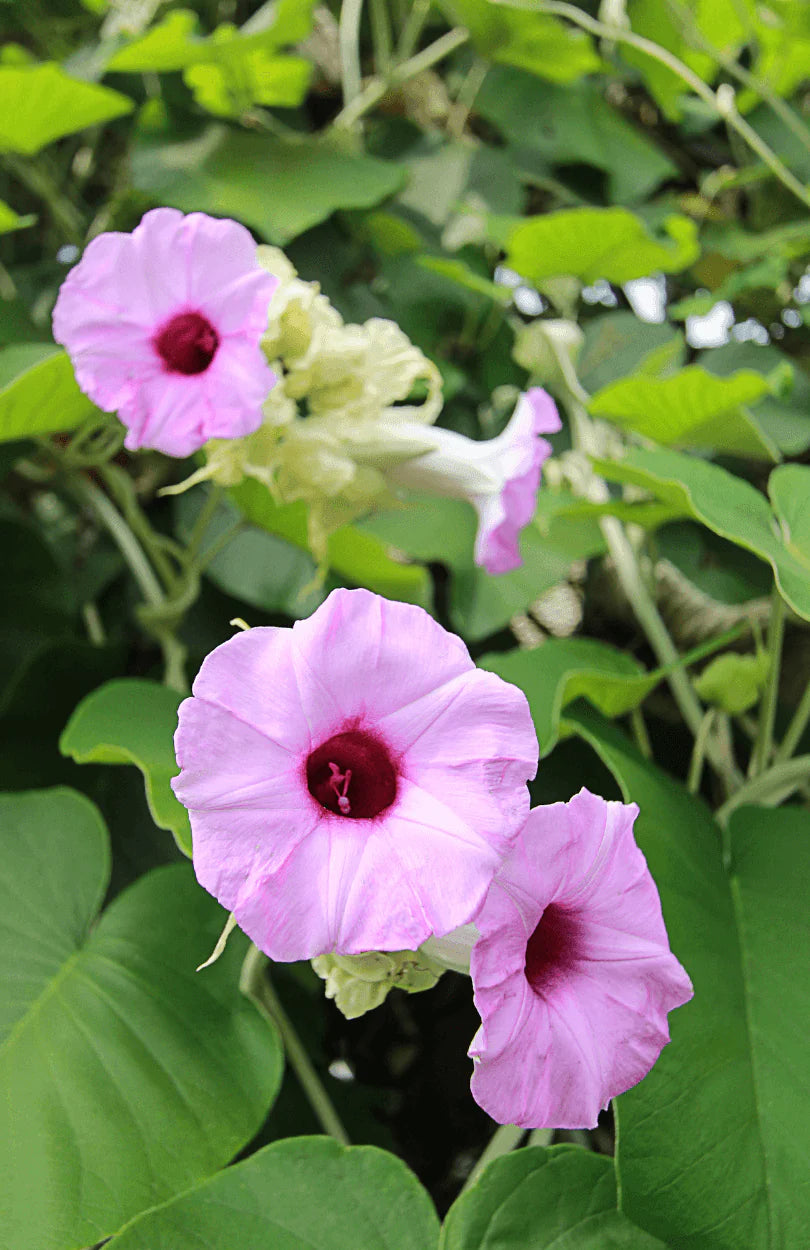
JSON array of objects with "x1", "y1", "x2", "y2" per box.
[
  {"x1": 469, "y1": 789, "x2": 693, "y2": 1128},
  {"x1": 472, "y1": 388, "x2": 562, "y2": 575}
]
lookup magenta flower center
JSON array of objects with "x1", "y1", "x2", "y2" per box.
[
  {"x1": 154, "y1": 311, "x2": 219, "y2": 375},
  {"x1": 306, "y1": 730, "x2": 397, "y2": 819},
  {"x1": 524, "y1": 905, "x2": 581, "y2": 994}
]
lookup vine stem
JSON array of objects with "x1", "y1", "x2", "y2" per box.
[
  {"x1": 397, "y1": 0, "x2": 431, "y2": 60},
  {"x1": 775, "y1": 680, "x2": 810, "y2": 764},
  {"x1": 333, "y1": 26, "x2": 470, "y2": 128},
  {"x1": 184, "y1": 484, "x2": 225, "y2": 566},
  {"x1": 750, "y1": 586, "x2": 786, "y2": 777},
  {"x1": 339, "y1": 0, "x2": 366, "y2": 110},
  {"x1": 492, "y1": 0, "x2": 810, "y2": 213},
  {"x1": 67, "y1": 471, "x2": 188, "y2": 692},
  {"x1": 716, "y1": 756, "x2": 810, "y2": 827},
  {"x1": 369, "y1": 0, "x2": 393, "y2": 73},
  {"x1": 240, "y1": 943, "x2": 351, "y2": 1146},
  {"x1": 70, "y1": 473, "x2": 164, "y2": 608},
  {"x1": 665, "y1": 0, "x2": 810, "y2": 157},
  {"x1": 687, "y1": 708, "x2": 716, "y2": 794}
]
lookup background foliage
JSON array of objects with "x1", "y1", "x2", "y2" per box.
[{"x1": 1, "y1": 1, "x2": 810, "y2": 1247}]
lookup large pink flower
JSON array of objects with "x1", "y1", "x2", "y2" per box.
[
  {"x1": 53, "y1": 207, "x2": 277, "y2": 457},
  {"x1": 172, "y1": 588, "x2": 538, "y2": 961},
  {"x1": 386, "y1": 388, "x2": 561, "y2": 575},
  {"x1": 468, "y1": 789, "x2": 693, "y2": 1129}
]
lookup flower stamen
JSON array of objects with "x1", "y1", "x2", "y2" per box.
[{"x1": 328, "y1": 762, "x2": 352, "y2": 815}]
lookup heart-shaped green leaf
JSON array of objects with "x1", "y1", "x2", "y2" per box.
[
  {"x1": 440, "y1": 1146, "x2": 667, "y2": 1249},
  {"x1": 0, "y1": 787, "x2": 282, "y2": 1250},
  {"x1": 594, "y1": 447, "x2": 810, "y2": 620},
  {"x1": 567, "y1": 709, "x2": 810, "y2": 1248},
  {"x1": 106, "y1": 1136, "x2": 439, "y2": 1250}
]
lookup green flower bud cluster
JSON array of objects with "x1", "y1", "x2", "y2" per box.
[{"x1": 311, "y1": 948, "x2": 444, "y2": 1020}]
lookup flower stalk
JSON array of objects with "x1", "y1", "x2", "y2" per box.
[{"x1": 240, "y1": 943, "x2": 351, "y2": 1146}]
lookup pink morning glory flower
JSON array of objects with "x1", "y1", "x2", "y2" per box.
[
  {"x1": 52, "y1": 207, "x2": 277, "y2": 457},
  {"x1": 466, "y1": 788, "x2": 693, "y2": 1129},
  {"x1": 385, "y1": 387, "x2": 561, "y2": 574},
  {"x1": 172, "y1": 588, "x2": 538, "y2": 961}
]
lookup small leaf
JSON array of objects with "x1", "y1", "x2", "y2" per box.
[
  {"x1": 506, "y1": 207, "x2": 699, "y2": 286},
  {"x1": 132, "y1": 125, "x2": 405, "y2": 245},
  {"x1": 108, "y1": 1, "x2": 317, "y2": 72},
  {"x1": 594, "y1": 447, "x2": 810, "y2": 621},
  {"x1": 60, "y1": 678, "x2": 191, "y2": 855},
  {"x1": 693, "y1": 651, "x2": 769, "y2": 714},
  {"x1": 480, "y1": 637, "x2": 661, "y2": 756},
  {"x1": 106, "y1": 1136, "x2": 439, "y2": 1250},
  {"x1": 0, "y1": 788, "x2": 282, "y2": 1250},
  {"x1": 437, "y1": 0, "x2": 599, "y2": 82},
  {"x1": 0, "y1": 348, "x2": 99, "y2": 443},
  {"x1": 184, "y1": 53, "x2": 311, "y2": 116},
  {"x1": 589, "y1": 366, "x2": 779, "y2": 460},
  {"x1": 0, "y1": 64, "x2": 132, "y2": 154},
  {"x1": 440, "y1": 1145, "x2": 667, "y2": 1249},
  {"x1": 0, "y1": 199, "x2": 34, "y2": 234}
]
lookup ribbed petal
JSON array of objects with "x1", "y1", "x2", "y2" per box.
[{"x1": 469, "y1": 790, "x2": 693, "y2": 1129}]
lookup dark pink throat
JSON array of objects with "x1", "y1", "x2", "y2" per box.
[
  {"x1": 306, "y1": 730, "x2": 397, "y2": 819},
  {"x1": 524, "y1": 905, "x2": 581, "y2": 994},
  {"x1": 154, "y1": 311, "x2": 219, "y2": 375}
]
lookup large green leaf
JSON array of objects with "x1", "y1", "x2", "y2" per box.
[
  {"x1": 476, "y1": 68, "x2": 676, "y2": 203},
  {"x1": 0, "y1": 64, "x2": 132, "y2": 154},
  {"x1": 107, "y1": 5, "x2": 314, "y2": 116},
  {"x1": 588, "y1": 366, "x2": 779, "y2": 460},
  {"x1": 437, "y1": 0, "x2": 599, "y2": 81},
  {"x1": 132, "y1": 126, "x2": 405, "y2": 245},
  {"x1": 60, "y1": 678, "x2": 191, "y2": 855},
  {"x1": 0, "y1": 348, "x2": 99, "y2": 443},
  {"x1": 479, "y1": 637, "x2": 660, "y2": 755},
  {"x1": 506, "y1": 207, "x2": 699, "y2": 286},
  {"x1": 566, "y1": 709, "x2": 807, "y2": 1249},
  {"x1": 725, "y1": 805, "x2": 810, "y2": 1249},
  {"x1": 594, "y1": 447, "x2": 810, "y2": 620},
  {"x1": 440, "y1": 1146, "x2": 666, "y2": 1249},
  {"x1": 769, "y1": 464, "x2": 810, "y2": 573},
  {"x1": 106, "y1": 1136, "x2": 440, "y2": 1249},
  {"x1": 0, "y1": 788, "x2": 282, "y2": 1250},
  {"x1": 231, "y1": 479, "x2": 433, "y2": 608}
]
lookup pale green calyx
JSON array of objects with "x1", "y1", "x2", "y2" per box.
[{"x1": 311, "y1": 949, "x2": 444, "y2": 1020}]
